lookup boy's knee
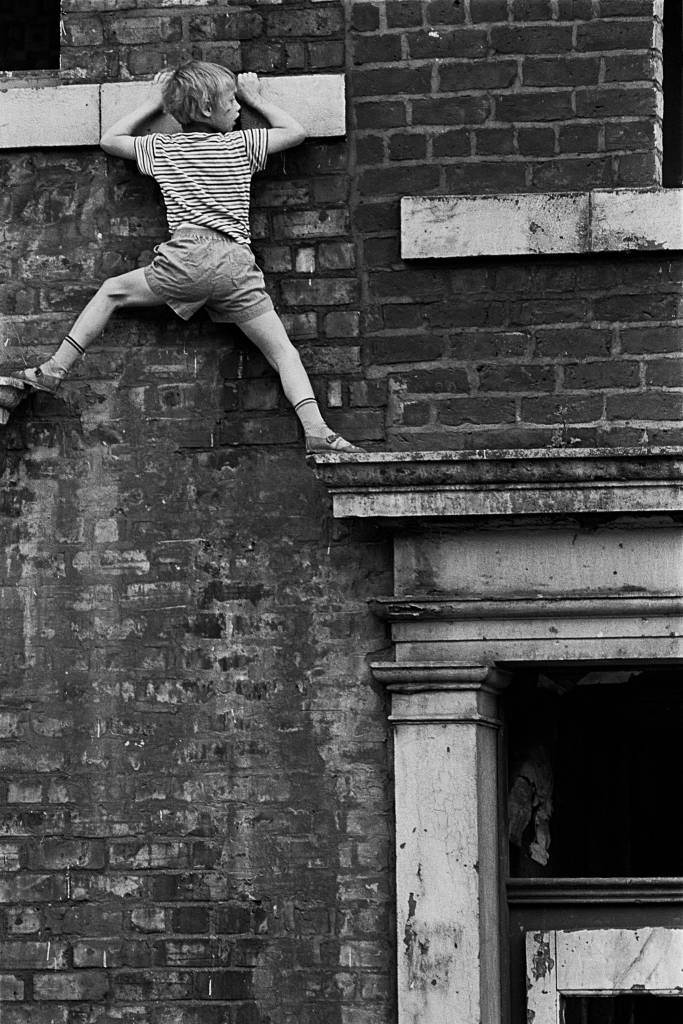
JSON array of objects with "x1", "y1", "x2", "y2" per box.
[{"x1": 100, "y1": 276, "x2": 132, "y2": 307}]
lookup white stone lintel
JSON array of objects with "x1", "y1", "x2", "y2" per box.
[
  {"x1": 311, "y1": 447, "x2": 683, "y2": 521},
  {"x1": 402, "y1": 188, "x2": 683, "y2": 258},
  {"x1": 0, "y1": 75, "x2": 346, "y2": 150}
]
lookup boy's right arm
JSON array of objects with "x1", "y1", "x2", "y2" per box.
[
  {"x1": 237, "y1": 73, "x2": 306, "y2": 154},
  {"x1": 100, "y1": 81, "x2": 165, "y2": 160}
]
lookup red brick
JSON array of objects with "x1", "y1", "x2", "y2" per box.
[
  {"x1": 522, "y1": 395, "x2": 604, "y2": 423},
  {"x1": 407, "y1": 29, "x2": 488, "y2": 59},
  {"x1": 108, "y1": 15, "x2": 183, "y2": 44},
  {"x1": 491, "y1": 24, "x2": 574, "y2": 53},
  {"x1": 620, "y1": 327, "x2": 683, "y2": 354},
  {"x1": 531, "y1": 157, "x2": 614, "y2": 190},
  {"x1": 606, "y1": 392, "x2": 683, "y2": 420},
  {"x1": 358, "y1": 164, "x2": 440, "y2": 196},
  {"x1": 353, "y1": 34, "x2": 402, "y2": 64},
  {"x1": 412, "y1": 95, "x2": 491, "y2": 126},
  {"x1": 355, "y1": 101, "x2": 407, "y2": 129},
  {"x1": 495, "y1": 91, "x2": 574, "y2": 122},
  {"x1": 575, "y1": 86, "x2": 657, "y2": 118},
  {"x1": 265, "y1": 8, "x2": 344, "y2": 37},
  {"x1": 558, "y1": 124, "x2": 602, "y2": 154},
  {"x1": 352, "y1": 67, "x2": 433, "y2": 97},
  {"x1": 427, "y1": 1, "x2": 467, "y2": 24},
  {"x1": 445, "y1": 160, "x2": 528, "y2": 192},
  {"x1": 575, "y1": 19, "x2": 654, "y2": 52},
  {"x1": 28, "y1": 839, "x2": 105, "y2": 870},
  {"x1": 436, "y1": 396, "x2": 517, "y2": 425},
  {"x1": 517, "y1": 127, "x2": 556, "y2": 156},
  {"x1": 512, "y1": 0, "x2": 556, "y2": 18},
  {"x1": 523, "y1": 56, "x2": 601, "y2": 88},
  {"x1": 534, "y1": 329, "x2": 612, "y2": 359},
  {"x1": 0, "y1": 975, "x2": 23, "y2": 1001},
  {"x1": 432, "y1": 131, "x2": 470, "y2": 158},
  {"x1": 604, "y1": 120, "x2": 656, "y2": 152},
  {"x1": 397, "y1": 368, "x2": 469, "y2": 393},
  {"x1": 615, "y1": 152, "x2": 659, "y2": 187},
  {"x1": 368, "y1": 335, "x2": 444, "y2": 363},
  {"x1": 603, "y1": 53, "x2": 658, "y2": 83},
  {"x1": 388, "y1": 133, "x2": 428, "y2": 161},
  {"x1": 477, "y1": 363, "x2": 556, "y2": 393},
  {"x1": 470, "y1": 0, "x2": 509, "y2": 20},
  {"x1": 438, "y1": 59, "x2": 517, "y2": 91},
  {"x1": 645, "y1": 359, "x2": 683, "y2": 388},
  {"x1": 273, "y1": 209, "x2": 350, "y2": 239},
  {"x1": 386, "y1": 1, "x2": 423, "y2": 28},
  {"x1": 563, "y1": 361, "x2": 640, "y2": 390},
  {"x1": 34, "y1": 971, "x2": 109, "y2": 1001},
  {"x1": 281, "y1": 278, "x2": 359, "y2": 306},
  {"x1": 474, "y1": 128, "x2": 515, "y2": 156},
  {"x1": 351, "y1": 4, "x2": 380, "y2": 32},
  {"x1": 308, "y1": 41, "x2": 345, "y2": 68}
]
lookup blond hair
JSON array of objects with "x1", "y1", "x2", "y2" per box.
[{"x1": 160, "y1": 61, "x2": 237, "y2": 126}]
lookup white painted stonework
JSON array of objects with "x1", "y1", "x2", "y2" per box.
[
  {"x1": 527, "y1": 929, "x2": 683, "y2": 1023},
  {"x1": 100, "y1": 75, "x2": 346, "y2": 138},
  {"x1": 310, "y1": 449, "x2": 683, "y2": 1024},
  {"x1": 401, "y1": 193, "x2": 590, "y2": 258},
  {"x1": 402, "y1": 188, "x2": 683, "y2": 258},
  {"x1": 0, "y1": 74, "x2": 346, "y2": 149},
  {"x1": 591, "y1": 186, "x2": 683, "y2": 252},
  {"x1": 0, "y1": 85, "x2": 100, "y2": 147},
  {"x1": 373, "y1": 664, "x2": 507, "y2": 1024}
]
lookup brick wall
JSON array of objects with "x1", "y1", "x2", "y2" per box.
[
  {"x1": 350, "y1": 0, "x2": 681, "y2": 448},
  {"x1": 0, "y1": 0, "x2": 681, "y2": 1022}
]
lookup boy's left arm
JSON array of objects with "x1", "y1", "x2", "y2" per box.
[
  {"x1": 237, "y1": 73, "x2": 306, "y2": 154},
  {"x1": 100, "y1": 81, "x2": 165, "y2": 160}
]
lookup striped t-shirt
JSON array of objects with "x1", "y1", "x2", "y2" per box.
[{"x1": 134, "y1": 128, "x2": 269, "y2": 242}]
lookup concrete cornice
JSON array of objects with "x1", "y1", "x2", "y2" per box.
[{"x1": 309, "y1": 447, "x2": 683, "y2": 519}]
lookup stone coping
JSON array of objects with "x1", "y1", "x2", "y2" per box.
[
  {"x1": 402, "y1": 188, "x2": 683, "y2": 258},
  {"x1": 0, "y1": 74, "x2": 346, "y2": 148},
  {"x1": 309, "y1": 446, "x2": 683, "y2": 518}
]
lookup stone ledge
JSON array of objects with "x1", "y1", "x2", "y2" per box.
[
  {"x1": 309, "y1": 447, "x2": 683, "y2": 520},
  {"x1": 401, "y1": 188, "x2": 683, "y2": 258},
  {"x1": 0, "y1": 75, "x2": 346, "y2": 149}
]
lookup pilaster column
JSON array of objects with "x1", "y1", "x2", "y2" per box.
[{"x1": 371, "y1": 662, "x2": 510, "y2": 1024}]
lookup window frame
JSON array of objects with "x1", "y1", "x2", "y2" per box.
[{"x1": 526, "y1": 928, "x2": 683, "y2": 1023}]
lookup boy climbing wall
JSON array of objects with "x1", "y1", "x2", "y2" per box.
[{"x1": 8, "y1": 61, "x2": 363, "y2": 454}]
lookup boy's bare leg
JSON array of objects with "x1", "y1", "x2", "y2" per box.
[
  {"x1": 239, "y1": 310, "x2": 364, "y2": 452},
  {"x1": 15, "y1": 270, "x2": 164, "y2": 391}
]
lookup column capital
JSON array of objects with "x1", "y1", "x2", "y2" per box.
[{"x1": 371, "y1": 661, "x2": 512, "y2": 727}]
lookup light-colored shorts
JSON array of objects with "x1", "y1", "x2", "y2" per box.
[{"x1": 143, "y1": 225, "x2": 274, "y2": 324}]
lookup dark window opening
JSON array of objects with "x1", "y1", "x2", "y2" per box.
[
  {"x1": 506, "y1": 670, "x2": 683, "y2": 878},
  {"x1": 564, "y1": 995, "x2": 683, "y2": 1024},
  {"x1": 662, "y1": 0, "x2": 683, "y2": 186},
  {"x1": 0, "y1": 0, "x2": 60, "y2": 72}
]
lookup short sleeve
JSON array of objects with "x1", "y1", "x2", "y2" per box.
[
  {"x1": 240, "y1": 129, "x2": 269, "y2": 175},
  {"x1": 134, "y1": 134, "x2": 159, "y2": 177}
]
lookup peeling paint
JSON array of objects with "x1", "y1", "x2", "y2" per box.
[{"x1": 530, "y1": 933, "x2": 555, "y2": 981}]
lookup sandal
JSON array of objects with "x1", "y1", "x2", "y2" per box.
[
  {"x1": 12, "y1": 366, "x2": 63, "y2": 395},
  {"x1": 305, "y1": 432, "x2": 365, "y2": 454}
]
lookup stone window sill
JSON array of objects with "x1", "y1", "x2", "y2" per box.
[
  {"x1": 401, "y1": 189, "x2": 683, "y2": 258},
  {"x1": 0, "y1": 74, "x2": 346, "y2": 148}
]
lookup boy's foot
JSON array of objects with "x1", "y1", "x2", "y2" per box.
[
  {"x1": 305, "y1": 432, "x2": 365, "y2": 454},
  {"x1": 12, "y1": 367, "x2": 63, "y2": 395}
]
